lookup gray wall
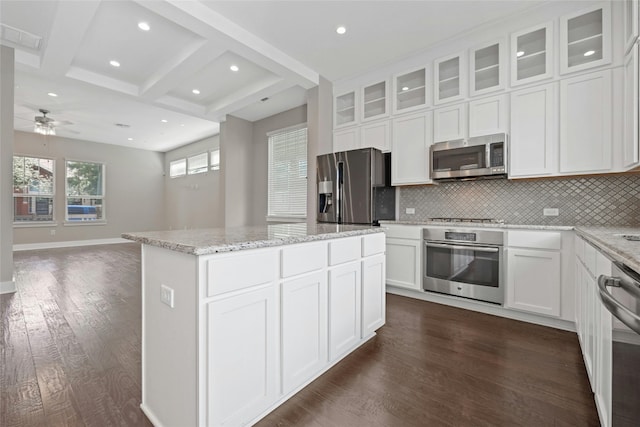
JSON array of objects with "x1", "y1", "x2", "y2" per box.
[
  {"x1": 398, "y1": 174, "x2": 640, "y2": 226},
  {"x1": 13, "y1": 131, "x2": 166, "y2": 244},
  {"x1": 250, "y1": 105, "x2": 308, "y2": 226},
  {"x1": 1, "y1": 46, "x2": 15, "y2": 290},
  {"x1": 221, "y1": 115, "x2": 254, "y2": 227},
  {"x1": 164, "y1": 135, "x2": 223, "y2": 230}
]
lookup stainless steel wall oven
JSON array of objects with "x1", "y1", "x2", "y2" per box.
[{"x1": 423, "y1": 228, "x2": 504, "y2": 304}]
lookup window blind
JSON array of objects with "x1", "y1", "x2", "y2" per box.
[
  {"x1": 187, "y1": 152, "x2": 208, "y2": 175},
  {"x1": 268, "y1": 125, "x2": 307, "y2": 218}
]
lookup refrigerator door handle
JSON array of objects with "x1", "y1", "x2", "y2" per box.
[{"x1": 336, "y1": 161, "x2": 344, "y2": 223}]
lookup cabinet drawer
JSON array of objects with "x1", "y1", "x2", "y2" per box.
[
  {"x1": 329, "y1": 237, "x2": 361, "y2": 266},
  {"x1": 362, "y1": 233, "x2": 385, "y2": 257},
  {"x1": 282, "y1": 242, "x2": 327, "y2": 278},
  {"x1": 383, "y1": 224, "x2": 422, "y2": 240},
  {"x1": 507, "y1": 230, "x2": 560, "y2": 250},
  {"x1": 205, "y1": 249, "x2": 278, "y2": 297}
]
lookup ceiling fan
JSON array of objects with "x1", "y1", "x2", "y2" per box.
[{"x1": 34, "y1": 108, "x2": 56, "y2": 135}]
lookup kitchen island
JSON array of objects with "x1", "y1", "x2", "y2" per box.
[{"x1": 122, "y1": 223, "x2": 386, "y2": 427}]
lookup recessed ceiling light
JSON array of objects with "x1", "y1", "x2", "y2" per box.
[
  {"x1": 110, "y1": 60, "x2": 121, "y2": 67},
  {"x1": 192, "y1": 89, "x2": 200, "y2": 95},
  {"x1": 138, "y1": 22, "x2": 150, "y2": 31},
  {"x1": 336, "y1": 26, "x2": 347, "y2": 35},
  {"x1": 47, "y1": 92, "x2": 58, "y2": 97},
  {"x1": 230, "y1": 65, "x2": 239, "y2": 72},
  {"x1": 402, "y1": 87, "x2": 409, "y2": 91},
  {"x1": 180, "y1": 124, "x2": 185, "y2": 127},
  {"x1": 161, "y1": 119, "x2": 168, "y2": 123},
  {"x1": 584, "y1": 50, "x2": 595, "y2": 57},
  {"x1": 516, "y1": 51, "x2": 525, "y2": 57},
  {"x1": 127, "y1": 137, "x2": 133, "y2": 141}
]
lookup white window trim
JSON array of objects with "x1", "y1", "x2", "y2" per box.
[
  {"x1": 64, "y1": 159, "x2": 106, "y2": 224},
  {"x1": 12, "y1": 154, "x2": 56, "y2": 224}
]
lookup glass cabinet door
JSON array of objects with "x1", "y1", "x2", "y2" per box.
[
  {"x1": 470, "y1": 39, "x2": 505, "y2": 96},
  {"x1": 560, "y1": 4, "x2": 611, "y2": 74},
  {"x1": 511, "y1": 22, "x2": 553, "y2": 86},
  {"x1": 434, "y1": 52, "x2": 465, "y2": 105},
  {"x1": 334, "y1": 91, "x2": 357, "y2": 128},
  {"x1": 362, "y1": 80, "x2": 388, "y2": 121},
  {"x1": 624, "y1": 0, "x2": 639, "y2": 55},
  {"x1": 393, "y1": 67, "x2": 427, "y2": 113}
]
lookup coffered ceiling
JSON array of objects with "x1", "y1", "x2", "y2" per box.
[{"x1": 1, "y1": 0, "x2": 553, "y2": 152}]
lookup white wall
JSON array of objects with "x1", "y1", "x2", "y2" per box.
[
  {"x1": 221, "y1": 115, "x2": 254, "y2": 227},
  {"x1": 164, "y1": 135, "x2": 223, "y2": 230},
  {"x1": 13, "y1": 131, "x2": 165, "y2": 245},
  {"x1": 0, "y1": 46, "x2": 15, "y2": 292}
]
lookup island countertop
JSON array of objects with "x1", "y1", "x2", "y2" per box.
[{"x1": 122, "y1": 223, "x2": 384, "y2": 255}]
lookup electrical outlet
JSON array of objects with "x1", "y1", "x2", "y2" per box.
[
  {"x1": 543, "y1": 208, "x2": 559, "y2": 216},
  {"x1": 405, "y1": 207, "x2": 416, "y2": 215},
  {"x1": 160, "y1": 285, "x2": 175, "y2": 308},
  {"x1": 50, "y1": 229, "x2": 56, "y2": 236}
]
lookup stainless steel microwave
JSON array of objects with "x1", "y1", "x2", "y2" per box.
[{"x1": 431, "y1": 133, "x2": 507, "y2": 180}]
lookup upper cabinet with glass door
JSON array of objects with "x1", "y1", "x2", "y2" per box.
[
  {"x1": 434, "y1": 51, "x2": 466, "y2": 105},
  {"x1": 361, "y1": 80, "x2": 388, "y2": 122},
  {"x1": 393, "y1": 66, "x2": 428, "y2": 114},
  {"x1": 334, "y1": 90, "x2": 358, "y2": 129},
  {"x1": 469, "y1": 39, "x2": 506, "y2": 97},
  {"x1": 560, "y1": 4, "x2": 611, "y2": 75},
  {"x1": 624, "y1": 0, "x2": 638, "y2": 55},
  {"x1": 511, "y1": 22, "x2": 553, "y2": 86}
]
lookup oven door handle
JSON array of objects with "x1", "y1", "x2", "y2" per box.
[
  {"x1": 425, "y1": 242, "x2": 499, "y2": 253},
  {"x1": 597, "y1": 274, "x2": 640, "y2": 335}
]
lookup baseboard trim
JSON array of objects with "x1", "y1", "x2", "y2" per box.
[
  {"x1": 13, "y1": 237, "x2": 131, "y2": 252},
  {"x1": 0, "y1": 279, "x2": 16, "y2": 294}
]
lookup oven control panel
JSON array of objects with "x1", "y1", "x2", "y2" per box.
[{"x1": 444, "y1": 231, "x2": 476, "y2": 242}]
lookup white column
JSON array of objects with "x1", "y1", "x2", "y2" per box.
[{"x1": 0, "y1": 45, "x2": 15, "y2": 294}]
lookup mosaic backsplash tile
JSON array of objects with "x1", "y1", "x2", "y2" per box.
[{"x1": 398, "y1": 174, "x2": 640, "y2": 226}]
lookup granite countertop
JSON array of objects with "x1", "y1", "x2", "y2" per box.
[
  {"x1": 122, "y1": 223, "x2": 383, "y2": 255},
  {"x1": 575, "y1": 226, "x2": 640, "y2": 273},
  {"x1": 380, "y1": 220, "x2": 574, "y2": 231}
]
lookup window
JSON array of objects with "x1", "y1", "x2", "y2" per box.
[
  {"x1": 65, "y1": 160, "x2": 105, "y2": 221},
  {"x1": 187, "y1": 152, "x2": 208, "y2": 175},
  {"x1": 13, "y1": 156, "x2": 54, "y2": 222},
  {"x1": 169, "y1": 159, "x2": 186, "y2": 178},
  {"x1": 210, "y1": 149, "x2": 220, "y2": 171},
  {"x1": 267, "y1": 125, "x2": 307, "y2": 219}
]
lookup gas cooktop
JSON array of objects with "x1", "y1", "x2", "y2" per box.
[{"x1": 429, "y1": 217, "x2": 505, "y2": 224}]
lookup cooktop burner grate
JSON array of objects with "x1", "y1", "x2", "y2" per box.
[{"x1": 429, "y1": 217, "x2": 505, "y2": 224}]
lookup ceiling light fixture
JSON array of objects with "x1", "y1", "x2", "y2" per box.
[
  {"x1": 584, "y1": 50, "x2": 595, "y2": 57},
  {"x1": 110, "y1": 60, "x2": 121, "y2": 67},
  {"x1": 138, "y1": 22, "x2": 150, "y2": 31},
  {"x1": 161, "y1": 119, "x2": 168, "y2": 123},
  {"x1": 128, "y1": 137, "x2": 134, "y2": 141},
  {"x1": 516, "y1": 51, "x2": 525, "y2": 57},
  {"x1": 192, "y1": 89, "x2": 200, "y2": 95},
  {"x1": 402, "y1": 86, "x2": 409, "y2": 91},
  {"x1": 47, "y1": 92, "x2": 58, "y2": 97},
  {"x1": 336, "y1": 26, "x2": 347, "y2": 35},
  {"x1": 230, "y1": 65, "x2": 239, "y2": 72},
  {"x1": 34, "y1": 109, "x2": 55, "y2": 136}
]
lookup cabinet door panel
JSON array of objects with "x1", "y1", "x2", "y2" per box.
[
  {"x1": 469, "y1": 94, "x2": 507, "y2": 137},
  {"x1": 391, "y1": 111, "x2": 432, "y2": 185},
  {"x1": 361, "y1": 119, "x2": 391, "y2": 152},
  {"x1": 333, "y1": 127, "x2": 360, "y2": 152},
  {"x1": 328, "y1": 262, "x2": 362, "y2": 360},
  {"x1": 624, "y1": 0, "x2": 639, "y2": 55},
  {"x1": 623, "y1": 46, "x2": 639, "y2": 168},
  {"x1": 208, "y1": 285, "x2": 277, "y2": 426},
  {"x1": 433, "y1": 103, "x2": 467, "y2": 142},
  {"x1": 511, "y1": 22, "x2": 553, "y2": 86},
  {"x1": 385, "y1": 238, "x2": 421, "y2": 290},
  {"x1": 281, "y1": 271, "x2": 328, "y2": 394},
  {"x1": 560, "y1": 70, "x2": 612, "y2": 173},
  {"x1": 362, "y1": 255, "x2": 386, "y2": 337},
  {"x1": 506, "y1": 248, "x2": 561, "y2": 317},
  {"x1": 560, "y1": 4, "x2": 611, "y2": 75}
]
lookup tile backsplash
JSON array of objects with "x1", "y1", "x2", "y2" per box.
[{"x1": 398, "y1": 174, "x2": 640, "y2": 226}]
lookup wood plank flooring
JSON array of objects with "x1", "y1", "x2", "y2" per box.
[{"x1": 1, "y1": 243, "x2": 599, "y2": 426}]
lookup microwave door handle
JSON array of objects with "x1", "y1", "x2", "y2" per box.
[
  {"x1": 425, "y1": 242, "x2": 499, "y2": 253},
  {"x1": 486, "y1": 144, "x2": 491, "y2": 169},
  {"x1": 597, "y1": 274, "x2": 640, "y2": 335}
]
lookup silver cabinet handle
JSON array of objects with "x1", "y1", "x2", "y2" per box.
[
  {"x1": 597, "y1": 274, "x2": 640, "y2": 335},
  {"x1": 425, "y1": 242, "x2": 499, "y2": 253}
]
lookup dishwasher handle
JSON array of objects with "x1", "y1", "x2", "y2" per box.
[{"x1": 597, "y1": 274, "x2": 640, "y2": 335}]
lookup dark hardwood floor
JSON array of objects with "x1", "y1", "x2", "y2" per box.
[{"x1": 1, "y1": 243, "x2": 599, "y2": 426}]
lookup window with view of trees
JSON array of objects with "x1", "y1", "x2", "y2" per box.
[
  {"x1": 13, "y1": 156, "x2": 55, "y2": 222},
  {"x1": 65, "y1": 160, "x2": 105, "y2": 222}
]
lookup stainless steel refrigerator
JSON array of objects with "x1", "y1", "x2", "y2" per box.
[{"x1": 316, "y1": 148, "x2": 395, "y2": 225}]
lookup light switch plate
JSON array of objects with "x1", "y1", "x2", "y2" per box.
[
  {"x1": 161, "y1": 284, "x2": 175, "y2": 308},
  {"x1": 405, "y1": 207, "x2": 416, "y2": 215},
  {"x1": 543, "y1": 208, "x2": 559, "y2": 216}
]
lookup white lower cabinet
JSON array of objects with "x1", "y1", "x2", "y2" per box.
[
  {"x1": 362, "y1": 254, "x2": 386, "y2": 337},
  {"x1": 208, "y1": 285, "x2": 278, "y2": 427},
  {"x1": 385, "y1": 238, "x2": 422, "y2": 290},
  {"x1": 281, "y1": 271, "x2": 328, "y2": 394},
  {"x1": 506, "y1": 248, "x2": 561, "y2": 317},
  {"x1": 328, "y1": 261, "x2": 362, "y2": 360}
]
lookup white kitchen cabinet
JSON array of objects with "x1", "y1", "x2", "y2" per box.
[
  {"x1": 362, "y1": 254, "x2": 386, "y2": 337},
  {"x1": 433, "y1": 103, "x2": 466, "y2": 142},
  {"x1": 509, "y1": 82, "x2": 558, "y2": 177},
  {"x1": 560, "y1": 69, "x2": 612, "y2": 174},
  {"x1": 334, "y1": 90, "x2": 358, "y2": 128},
  {"x1": 361, "y1": 119, "x2": 391, "y2": 152},
  {"x1": 362, "y1": 80, "x2": 388, "y2": 122},
  {"x1": 208, "y1": 284, "x2": 278, "y2": 427},
  {"x1": 560, "y1": 4, "x2": 611, "y2": 75},
  {"x1": 328, "y1": 261, "x2": 362, "y2": 361},
  {"x1": 624, "y1": 0, "x2": 639, "y2": 55},
  {"x1": 469, "y1": 38, "x2": 506, "y2": 97},
  {"x1": 384, "y1": 224, "x2": 422, "y2": 291},
  {"x1": 468, "y1": 94, "x2": 508, "y2": 137},
  {"x1": 511, "y1": 22, "x2": 553, "y2": 86},
  {"x1": 393, "y1": 66, "x2": 428, "y2": 114},
  {"x1": 595, "y1": 251, "x2": 613, "y2": 427},
  {"x1": 623, "y1": 45, "x2": 639, "y2": 169},
  {"x1": 434, "y1": 51, "x2": 466, "y2": 105},
  {"x1": 333, "y1": 126, "x2": 360, "y2": 152},
  {"x1": 281, "y1": 271, "x2": 328, "y2": 394},
  {"x1": 506, "y1": 248, "x2": 561, "y2": 317},
  {"x1": 391, "y1": 111, "x2": 433, "y2": 185}
]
